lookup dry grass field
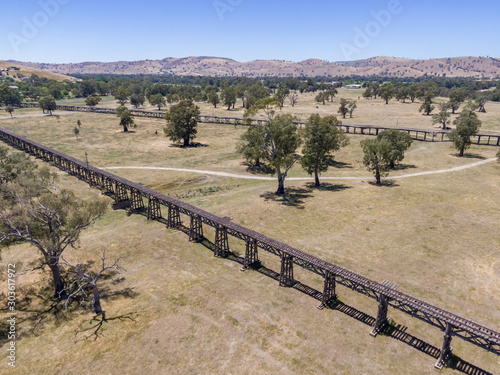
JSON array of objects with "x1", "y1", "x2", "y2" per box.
[
  {"x1": 0, "y1": 102, "x2": 499, "y2": 374},
  {"x1": 55, "y1": 87, "x2": 500, "y2": 134},
  {"x1": 0, "y1": 61, "x2": 78, "y2": 82}
]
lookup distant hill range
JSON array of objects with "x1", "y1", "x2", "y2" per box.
[
  {"x1": 6, "y1": 56, "x2": 500, "y2": 79},
  {"x1": 0, "y1": 61, "x2": 79, "y2": 82}
]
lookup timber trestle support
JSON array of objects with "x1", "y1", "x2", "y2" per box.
[
  {"x1": 147, "y1": 197, "x2": 162, "y2": 220},
  {"x1": 127, "y1": 188, "x2": 145, "y2": 215},
  {"x1": 435, "y1": 323, "x2": 453, "y2": 370},
  {"x1": 111, "y1": 183, "x2": 131, "y2": 210},
  {"x1": 189, "y1": 215, "x2": 203, "y2": 242},
  {"x1": 318, "y1": 272, "x2": 337, "y2": 310},
  {"x1": 241, "y1": 239, "x2": 261, "y2": 271},
  {"x1": 166, "y1": 205, "x2": 182, "y2": 228},
  {"x1": 214, "y1": 226, "x2": 230, "y2": 257},
  {"x1": 279, "y1": 254, "x2": 294, "y2": 287},
  {"x1": 1, "y1": 125, "x2": 499, "y2": 373}
]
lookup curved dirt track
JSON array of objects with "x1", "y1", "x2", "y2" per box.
[{"x1": 100, "y1": 158, "x2": 498, "y2": 181}]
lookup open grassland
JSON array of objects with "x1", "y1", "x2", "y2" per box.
[
  {"x1": 0, "y1": 110, "x2": 499, "y2": 374},
  {"x1": 57, "y1": 87, "x2": 500, "y2": 133}
]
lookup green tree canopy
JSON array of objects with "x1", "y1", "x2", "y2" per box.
[
  {"x1": 236, "y1": 126, "x2": 267, "y2": 168},
  {"x1": 149, "y1": 93, "x2": 166, "y2": 110},
  {"x1": 379, "y1": 84, "x2": 396, "y2": 104},
  {"x1": 431, "y1": 102, "x2": 452, "y2": 129},
  {"x1": 85, "y1": 95, "x2": 102, "y2": 106},
  {"x1": 448, "y1": 87, "x2": 468, "y2": 114},
  {"x1": 448, "y1": 108, "x2": 481, "y2": 156},
  {"x1": 221, "y1": 86, "x2": 237, "y2": 110},
  {"x1": 114, "y1": 86, "x2": 130, "y2": 105},
  {"x1": 0, "y1": 85, "x2": 22, "y2": 107},
  {"x1": 300, "y1": 114, "x2": 348, "y2": 186},
  {"x1": 376, "y1": 129, "x2": 413, "y2": 169},
  {"x1": 360, "y1": 139, "x2": 393, "y2": 184},
  {"x1": 116, "y1": 106, "x2": 135, "y2": 132},
  {"x1": 243, "y1": 98, "x2": 301, "y2": 194},
  {"x1": 338, "y1": 98, "x2": 349, "y2": 118},
  {"x1": 130, "y1": 93, "x2": 145, "y2": 108},
  {"x1": 207, "y1": 91, "x2": 220, "y2": 108},
  {"x1": 0, "y1": 161, "x2": 107, "y2": 298},
  {"x1": 275, "y1": 86, "x2": 290, "y2": 108},
  {"x1": 164, "y1": 100, "x2": 201, "y2": 147},
  {"x1": 39, "y1": 95, "x2": 57, "y2": 115}
]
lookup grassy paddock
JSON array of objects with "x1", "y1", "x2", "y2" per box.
[
  {"x1": 56, "y1": 87, "x2": 500, "y2": 133},
  {"x1": 0, "y1": 109, "x2": 499, "y2": 374}
]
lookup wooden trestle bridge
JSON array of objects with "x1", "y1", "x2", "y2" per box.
[
  {"x1": 1, "y1": 125, "x2": 499, "y2": 370},
  {"x1": 19, "y1": 102, "x2": 500, "y2": 146}
]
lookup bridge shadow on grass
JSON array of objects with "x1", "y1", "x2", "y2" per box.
[
  {"x1": 174, "y1": 237, "x2": 493, "y2": 374},
  {"x1": 126, "y1": 211, "x2": 493, "y2": 374}
]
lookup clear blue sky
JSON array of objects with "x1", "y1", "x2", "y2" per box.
[{"x1": 0, "y1": 0, "x2": 498, "y2": 64}]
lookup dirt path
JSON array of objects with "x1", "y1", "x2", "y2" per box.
[{"x1": 100, "y1": 158, "x2": 498, "y2": 181}]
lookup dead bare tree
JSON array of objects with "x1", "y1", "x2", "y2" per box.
[
  {"x1": 289, "y1": 93, "x2": 298, "y2": 107},
  {"x1": 60, "y1": 250, "x2": 125, "y2": 315}
]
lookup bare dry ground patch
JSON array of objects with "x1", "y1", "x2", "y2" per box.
[{"x1": 0, "y1": 109, "x2": 499, "y2": 374}]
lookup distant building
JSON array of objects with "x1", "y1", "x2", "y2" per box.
[
  {"x1": 346, "y1": 84, "x2": 362, "y2": 89},
  {"x1": 8, "y1": 86, "x2": 19, "y2": 90}
]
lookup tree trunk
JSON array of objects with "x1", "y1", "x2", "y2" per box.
[
  {"x1": 123, "y1": 125, "x2": 128, "y2": 132},
  {"x1": 459, "y1": 146, "x2": 464, "y2": 157},
  {"x1": 227, "y1": 104, "x2": 231, "y2": 110},
  {"x1": 375, "y1": 166, "x2": 381, "y2": 184},
  {"x1": 314, "y1": 166, "x2": 320, "y2": 187},
  {"x1": 92, "y1": 285, "x2": 103, "y2": 315},
  {"x1": 183, "y1": 137, "x2": 190, "y2": 147},
  {"x1": 276, "y1": 169, "x2": 285, "y2": 195},
  {"x1": 255, "y1": 158, "x2": 260, "y2": 167},
  {"x1": 48, "y1": 262, "x2": 66, "y2": 299}
]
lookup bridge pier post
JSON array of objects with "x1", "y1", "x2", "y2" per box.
[
  {"x1": 189, "y1": 215, "x2": 203, "y2": 242},
  {"x1": 147, "y1": 196, "x2": 162, "y2": 220},
  {"x1": 127, "y1": 189, "x2": 145, "y2": 214},
  {"x1": 166, "y1": 205, "x2": 182, "y2": 228},
  {"x1": 101, "y1": 176, "x2": 115, "y2": 196},
  {"x1": 241, "y1": 239, "x2": 260, "y2": 271},
  {"x1": 112, "y1": 183, "x2": 132, "y2": 210},
  {"x1": 370, "y1": 294, "x2": 389, "y2": 337},
  {"x1": 435, "y1": 323, "x2": 453, "y2": 370},
  {"x1": 214, "y1": 226, "x2": 229, "y2": 257},
  {"x1": 318, "y1": 272, "x2": 337, "y2": 309},
  {"x1": 279, "y1": 254, "x2": 294, "y2": 287}
]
